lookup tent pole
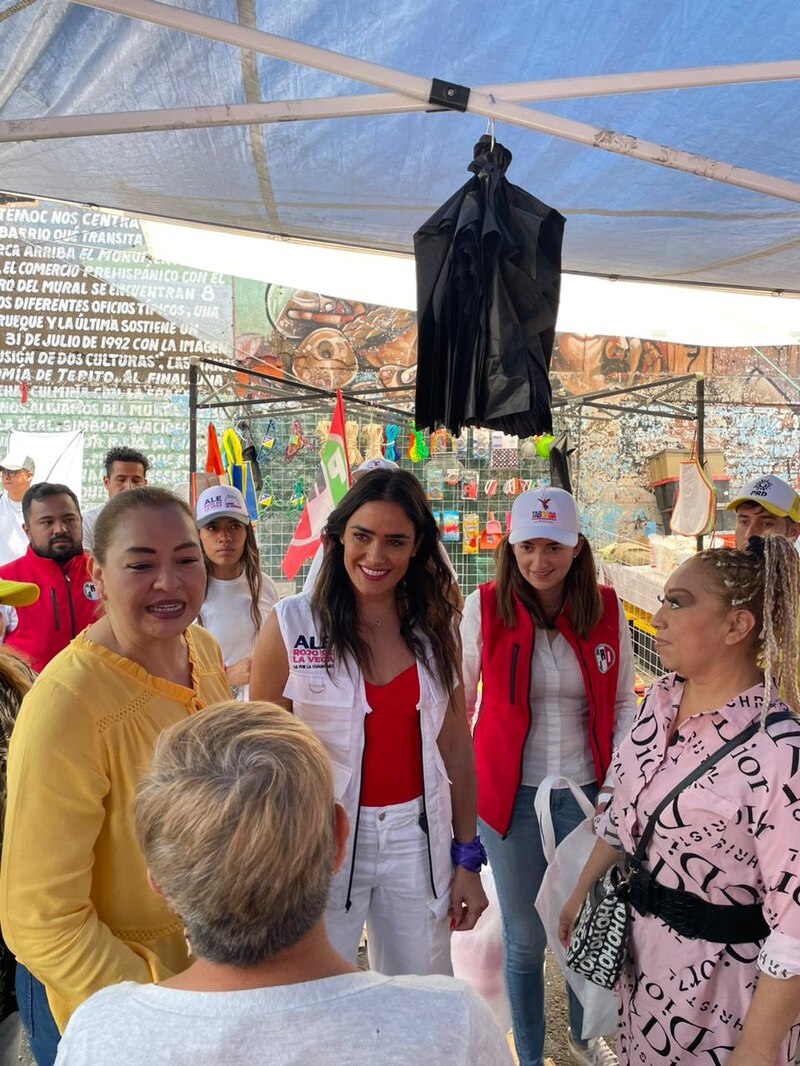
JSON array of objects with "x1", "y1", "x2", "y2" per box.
[
  {"x1": 74, "y1": 0, "x2": 800, "y2": 206},
  {"x1": 6, "y1": 58, "x2": 800, "y2": 142},
  {"x1": 0, "y1": 96, "x2": 426, "y2": 143},
  {"x1": 696, "y1": 374, "x2": 705, "y2": 552},
  {"x1": 188, "y1": 358, "x2": 198, "y2": 485}
]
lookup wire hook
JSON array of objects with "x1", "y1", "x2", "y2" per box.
[{"x1": 485, "y1": 94, "x2": 496, "y2": 150}]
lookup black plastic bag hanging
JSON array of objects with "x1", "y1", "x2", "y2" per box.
[
  {"x1": 549, "y1": 430, "x2": 575, "y2": 494},
  {"x1": 414, "y1": 135, "x2": 565, "y2": 437}
]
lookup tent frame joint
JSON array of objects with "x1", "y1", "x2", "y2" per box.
[{"x1": 428, "y1": 78, "x2": 471, "y2": 111}]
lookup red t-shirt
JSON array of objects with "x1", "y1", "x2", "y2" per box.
[{"x1": 361, "y1": 663, "x2": 424, "y2": 807}]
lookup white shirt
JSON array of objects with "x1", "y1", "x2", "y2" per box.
[
  {"x1": 461, "y1": 590, "x2": 637, "y2": 788},
  {"x1": 55, "y1": 971, "x2": 513, "y2": 1066},
  {"x1": 198, "y1": 569, "x2": 278, "y2": 699},
  {"x1": 81, "y1": 502, "x2": 105, "y2": 552},
  {"x1": 0, "y1": 492, "x2": 27, "y2": 566}
]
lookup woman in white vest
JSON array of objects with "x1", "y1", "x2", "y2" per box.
[{"x1": 251, "y1": 468, "x2": 487, "y2": 975}]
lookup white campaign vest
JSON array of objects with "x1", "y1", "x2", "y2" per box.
[{"x1": 275, "y1": 593, "x2": 454, "y2": 913}]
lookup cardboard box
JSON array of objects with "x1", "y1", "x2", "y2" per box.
[{"x1": 647, "y1": 448, "x2": 725, "y2": 484}]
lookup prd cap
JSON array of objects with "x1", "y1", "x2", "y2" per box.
[
  {"x1": 0, "y1": 451, "x2": 35, "y2": 473},
  {"x1": 195, "y1": 485, "x2": 250, "y2": 528},
  {"x1": 727, "y1": 475, "x2": 800, "y2": 524},
  {"x1": 0, "y1": 579, "x2": 40, "y2": 607},
  {"x1": 509, "y1": 487, "x2": 580, "y2": 547}
]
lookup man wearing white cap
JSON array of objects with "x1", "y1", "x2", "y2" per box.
[
  {"x1": 0, "y1": 451, "x2": 35, "y2": 567},
  {"x1": 727, "y1": 474, "x2": 800, "y2": 551}
]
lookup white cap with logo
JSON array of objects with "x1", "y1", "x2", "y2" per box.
[
  {"x1": 352, "y1": 457, "x2": 400, "y2": 480},
  {"x1": 0, "y1": 451, "x2": 35, "y2": 474},
  {"x1": 727, "y1": 474, "x2": 800, "y2": 524},
  {"x1": 195, "y1": 485, "x2": 251, "y2": 528},
  {"x1": 509, "y1": 486, "x2": 580, "y2": 547}
]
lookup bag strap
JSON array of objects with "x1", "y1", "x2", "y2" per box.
[
  {"x1": 630, "y1": 709, "x2": 794, "y2": 872},
  {"x1": 534, "y1": 775, "x2": 595, "y2": 863}
]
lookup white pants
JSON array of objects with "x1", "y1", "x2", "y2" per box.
[{"x1": 325, "y1": 796, "x2": 453, "y2": 976}]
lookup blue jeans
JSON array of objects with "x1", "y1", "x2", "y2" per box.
[
  {"x1": 16, "y1": 965, "x2": 60, "y2": 1066},
  {"x1": 481, "y1": 782, "x2": 597, "y2": 1066}
]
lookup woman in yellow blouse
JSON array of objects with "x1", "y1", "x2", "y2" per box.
[{"x1": 0, "y1": 487, "x2": 230, "y2": 1066}]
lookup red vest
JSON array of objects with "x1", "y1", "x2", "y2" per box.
[
  {"x1": 474, "y1": 582, "x2": 621, "y2": 835},
  {"x1": 0, "y1": 547, "x2": 99, "y2": 674}
]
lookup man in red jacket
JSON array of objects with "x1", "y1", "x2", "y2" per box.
[{"x1": 0, "y1": 483, "x2": 100, "y2": 673}]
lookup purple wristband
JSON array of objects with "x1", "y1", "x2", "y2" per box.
[{"x1": 451, "y1": 835, "x2": 487, "y2": 873}]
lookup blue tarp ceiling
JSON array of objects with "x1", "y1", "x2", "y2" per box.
[{"x1": 1, "y1": 0, "x2": 800, "y2": 293}]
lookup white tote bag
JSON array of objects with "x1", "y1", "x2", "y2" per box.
[{"x1": 533, "y1": 775, "x2": 618, "y2": 1040}]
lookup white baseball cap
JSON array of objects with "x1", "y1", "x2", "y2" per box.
[
  {"x1": 509, "y1": 487, "x2": 580, "y2": 547},
  {"x1": 0, "y1": 451, "x2": 35, "y2": 474},
  {"x1": 727, "y1": 474, "x2": 800, "y2": 524},
  {"x1": 195, "y1": 485, "x2": 250, "y2": 528},
  {"x1": 353, "y1": 457, "x2": 400, "y2": 480}
]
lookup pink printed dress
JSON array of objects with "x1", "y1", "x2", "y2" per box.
[{"x1": 596, "y1": 674, "x2": 800, "y2": 1065}]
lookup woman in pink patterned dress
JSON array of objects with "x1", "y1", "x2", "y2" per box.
[{"x1": 560, "y1": 535, "x2": 800, "y2": 1066}]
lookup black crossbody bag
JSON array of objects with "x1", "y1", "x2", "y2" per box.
[{"x1": 565, "y1": 710, "x2": 794, "y2": 990}]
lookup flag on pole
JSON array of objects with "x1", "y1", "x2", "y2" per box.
[{"x1": 281, "y1": 391, "x2": 351, "y2": 580}]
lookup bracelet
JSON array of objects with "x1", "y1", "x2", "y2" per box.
[{"x1": 451, "y1": 835, "x2": 487, "y2": 873}]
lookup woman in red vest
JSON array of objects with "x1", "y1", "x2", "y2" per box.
[{"x1": 461, "y1": 487, "x2": 636, "y2": 1066}]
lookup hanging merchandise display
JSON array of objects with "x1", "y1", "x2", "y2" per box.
[
  {"x1": 285, "y1": 419, "x2": 311, "y2": 461},
  {"x1": 289, "y1": 478, "x2": 306, "y2": 511},
  {"x1": 384, "y1": 424, "x2": 401, "y2": 461},
  {"x1": 472, "y1": 428, "x2": 491, "y2": 462},
  {"x1": 442, "y1": 511, "x2": 460, "y2": 542},
  {"x1": 462, "y1": 471, "x2": 479, "y2": 501},
  {"x1": 407, "y1": 425, "x2": 429, "y2": 463},
  {"x1": 206, "y1": 423, "x2": 225, "y2": 475},
  {"x1": 670, "y1": 453, "x2": 716, "y2": 537},
  {"x1": 190, "y1": 422, "x2": 225, "y2": 505},
  {"x1": 315, "y1": 420, "x2": 331, "y2": 454},
  {"x1": 362, "y1": 423, "x2": 384, "y2": 461},
  {"x1": 535, "y1": 433, "x2": 555, "y2": 459},
  {"x1": 414, "y1": 135, "x2": 565, "y2": 436},
  {"x1": 345, "y1": 421, "x2": 364, "y2": 466},
  {"x1": 221, "y1": 428, "x2": 259, "y2": 521},
  {"x1": 479, "y1": 512, "x2": 504, "y2": 551},
  {"x1": 257, "y1": 484, "x2": 274, "y2": 510},
  {"x1": 261, "y1": 417, "x2": 278, "y2": 453},
  {"x1": 235, "y1": 420, "x2": 263, "y2": 491},
  {"x1": 463, "y1": 513, "x2": 480, "y2": 554},
  {"x1": 426, "y1": 463, "x2": 444, "y2": 501}
]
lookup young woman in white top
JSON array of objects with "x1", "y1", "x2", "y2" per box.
[
  {"x1": 195, "y1": 485, "x2": 277, "y2": 700},
  {"x1": 461, "y1": 487, "x2": 636, "y2": 1066}
]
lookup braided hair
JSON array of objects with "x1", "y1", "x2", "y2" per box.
[{"x1": 695, "y1": 534, "x2": 800, "y2": 721}]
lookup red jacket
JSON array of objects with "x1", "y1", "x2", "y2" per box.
[
  {"x1": 0, "y1": 547, "x2": 100, "y2": 673},
  {"x1": 474, "y1": 582, "x2": 621, "y2": 835}
]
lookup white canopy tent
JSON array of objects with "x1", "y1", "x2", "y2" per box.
[{"x1": 1, "y1": 0, "x2": 800, "y2": 296}]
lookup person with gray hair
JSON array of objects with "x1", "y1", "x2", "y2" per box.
[{"x1": 54, "y1": 701, "x2": 512, "y2": 1066}]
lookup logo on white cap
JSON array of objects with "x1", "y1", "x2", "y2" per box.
[{"x1": 529, "y1": 496, "x2": 557, "y2": 522}]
